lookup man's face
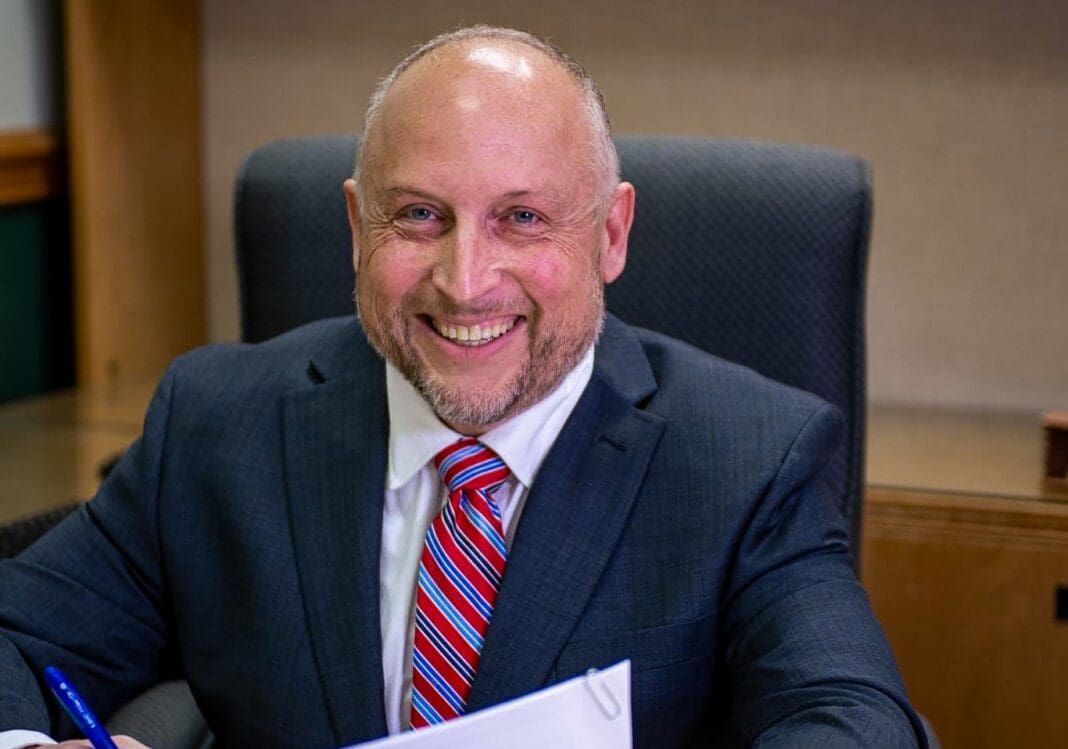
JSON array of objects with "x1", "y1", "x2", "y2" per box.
[{"x1": 346, "y1": 42, "x2": 633, "y2": 434}]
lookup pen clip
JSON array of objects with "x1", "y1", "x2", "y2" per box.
[{"x1": 584, "y1": 667, "x2": 622, "y2": 720}]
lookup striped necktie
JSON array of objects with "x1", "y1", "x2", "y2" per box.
[{"x1": 410, "y1": 438, "x2": 510, "y2": 729}]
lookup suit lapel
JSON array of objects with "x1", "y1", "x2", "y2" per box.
[
  {"x1": 466, "y1": 319, "x2": 665, "y2": 711},
  {"x1": 284, "y1": 335, "x2": 389, "y2": 743}
]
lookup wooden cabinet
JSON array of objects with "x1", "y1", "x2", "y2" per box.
[{"x1": 863, "y1": 406, "x2": 1068, "y2": 749}]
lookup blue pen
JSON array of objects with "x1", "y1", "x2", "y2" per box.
[{"x1": 43, "y1": 666, "x2": 119, "y2": 749}]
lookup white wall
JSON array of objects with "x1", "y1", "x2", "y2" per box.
[
  {"x1": 0, "y1": 0, "x2": 58, "y2": 129},
  {"x1": 200, "y1": 0, "x2": 1068, "y2": 411}
]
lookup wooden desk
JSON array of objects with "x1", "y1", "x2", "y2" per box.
[
  {"x1": 0, "y1": 380, "x2": 155, "y2": 523},
  {"x1": 863, "y1": 405, "x2": 1068, "y2": 749}
]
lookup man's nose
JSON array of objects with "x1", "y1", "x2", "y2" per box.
[{"x1": 431, "y1": 221, "x2": 501, "y2": 303}]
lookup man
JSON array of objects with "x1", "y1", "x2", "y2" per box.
[{"x1": 0, "y1": 26, "x2": 925, "y2": 748}]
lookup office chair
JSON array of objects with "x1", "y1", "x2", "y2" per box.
[{"x1": 236, "y1": 135, "x2": 870, "y2": 554}]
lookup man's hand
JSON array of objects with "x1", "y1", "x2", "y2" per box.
[{"x1": 37, "y1": 737, "x2": 151, "y2": 749}]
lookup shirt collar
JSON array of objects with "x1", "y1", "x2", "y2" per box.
[{"x1": 385, "y1": 347, "x2": 595, "y2": 490}]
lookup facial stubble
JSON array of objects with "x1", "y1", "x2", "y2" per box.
[{"x1": 355, "y1": 269, "x2": 605, "y2": 432}]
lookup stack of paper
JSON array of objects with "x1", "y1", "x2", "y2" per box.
[{"x1": 348, "y1": 660, "x2": 632, "y2": 749}]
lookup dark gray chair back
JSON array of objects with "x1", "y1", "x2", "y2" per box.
[{"x1": 235, "y1": 135, "x2": 870, "y2": 554}]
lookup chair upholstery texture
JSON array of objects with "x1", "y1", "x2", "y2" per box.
[
  {"x1": 106, "y1": 680, "x2": 214, "y2": 749},
  {"x1": 0, "y1": 503, "x2": 80, "y2": 559},
  {"x1": 235, "y1": 134, "x2": 870, "y2": 555}
]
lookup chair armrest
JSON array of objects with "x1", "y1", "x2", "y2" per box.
[
  {"x1": 0, "y1": 503, "x2": 81, "y2": 558},
  {"x1": 106, "y1": 680, "x2": 213, "y2": 749}
]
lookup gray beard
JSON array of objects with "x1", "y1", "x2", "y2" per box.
[{"x1": 354, "y1": 287, "x2": 604, "y2": 430}]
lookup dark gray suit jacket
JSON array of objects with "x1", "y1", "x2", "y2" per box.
[{"x1": 0, "y1": 315, "x2": 924, "y2": 747}]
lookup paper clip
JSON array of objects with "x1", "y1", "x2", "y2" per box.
[{"x1": 584, "y1": 668, "x2": 622, "y2": 720}]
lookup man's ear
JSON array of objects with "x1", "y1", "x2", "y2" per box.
[
  {"x1": 600, "y1": 181, "x2": 635, "y2": 284},
  {"x1": 343, "y1": 178, "x2": 362, "y2": 268}
]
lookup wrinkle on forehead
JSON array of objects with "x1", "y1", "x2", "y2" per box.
[{"x1": 466, "y1": 45, "x2": 535, "y2": 79}]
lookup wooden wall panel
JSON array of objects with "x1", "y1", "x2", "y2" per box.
[{"x1": 65, "y1": 0, "x2": 205, "y2": 386}]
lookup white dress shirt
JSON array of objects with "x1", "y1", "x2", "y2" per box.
[
  {"x1": 0, "y1": 731, "x2": 52, "y2": 749},
  {"x1": 0, "y1": 347, "x2": 593, "y2": 747},
  {"x1": 379, "y1": 348, "x2": 594, "y2": 733}
]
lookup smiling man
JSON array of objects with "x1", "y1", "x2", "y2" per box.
[
  {"x1": 0, "y1": 26, "x2": 924, "y2": 749},
  {"x1": 348, "y1": 30, "x2": 631, "y2": 435}
]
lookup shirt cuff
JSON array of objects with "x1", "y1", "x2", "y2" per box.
[{"x1": 0, "y1": 730, "x2": 56, "y2": 747}]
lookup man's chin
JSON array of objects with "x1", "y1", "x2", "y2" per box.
[{"x1": 414, "y1": 375, "x2": 522, "y2": 433}]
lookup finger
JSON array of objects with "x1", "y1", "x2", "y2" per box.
[
  {"x1": 49, "y1": 737, "x2": 151, "y2": 749},
  {"x1": 111, "y1": 737, "x2": 153, "y2": 749}
]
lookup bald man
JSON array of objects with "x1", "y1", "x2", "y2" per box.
[{"x1": 0, "y1": 27, "x2": 925, "y2": 748}]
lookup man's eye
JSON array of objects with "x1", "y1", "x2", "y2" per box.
[
  {"x1": 403, "y1": 206, "x2": 435, "y2": 221},
  {"x1": 512, "y1": 210, "x2": 538, "y2": 225}
]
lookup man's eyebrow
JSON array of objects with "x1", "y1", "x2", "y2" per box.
[
  {"x1": 382, "y1": 186, "x2": 570, "y2": 207},
  {"x1": 381, "y1": 186, "x2": 443, "y2": 203},
  {"x1": 499, "y1": 189, "x2": 570, "y2": 208}
]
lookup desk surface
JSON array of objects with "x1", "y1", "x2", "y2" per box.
[
  {"x1": 0, "y1": 380, "x2": 155, "y2": 523},
  {"x1": 2, "y1": 383, "x2": 1066, "y2": 523},
  {"x1": 867, "y1": 404, "x2": 1068, "y2": 504}
]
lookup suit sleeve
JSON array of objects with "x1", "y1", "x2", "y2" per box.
[
  {"x1": 0, "y1": 366, "x2": 179, "y2": 735},
  {"x1": 720, "y1": 402, "x2": 928, "y2": 748}
]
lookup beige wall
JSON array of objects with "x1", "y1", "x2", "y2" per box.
[
  {"x1": 202, "y1": 0, "x2": 1068, "y2": 411},
  {"x1": 0, "y1": 0, "x2": 58, "y2": 129}
]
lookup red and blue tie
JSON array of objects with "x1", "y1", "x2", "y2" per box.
[{"x1": 410, "y1": 438, "x2": 510, "y2": 729}]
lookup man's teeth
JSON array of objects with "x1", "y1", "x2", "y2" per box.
[{"x1": 435, "y1": 319, "x2": 516, "y2": 346}]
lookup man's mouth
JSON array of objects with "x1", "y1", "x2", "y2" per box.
[{"x1": 430, "y1": 316, "x2": 519, "y2": 347}]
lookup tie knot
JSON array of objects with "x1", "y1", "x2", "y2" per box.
[{"x1": 433, "y1": 438, "x2": 510, "y2": 495}]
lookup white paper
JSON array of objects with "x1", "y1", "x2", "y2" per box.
[{"x1": 346, "y1": 660, "x2": 632, "y2": 749}]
